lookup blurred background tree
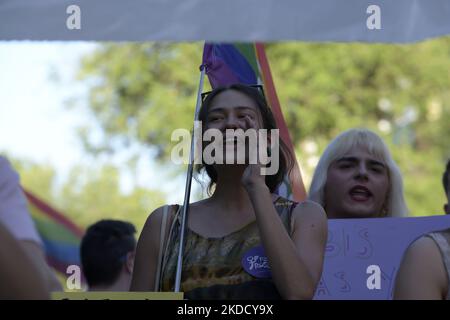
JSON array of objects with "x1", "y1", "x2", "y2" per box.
[
  {"x1": 9, "y1": 156, "x2": 165, "y2": 232},
  {"x1": 73, "y1": 38, "x2": 450, "y2": 216}
]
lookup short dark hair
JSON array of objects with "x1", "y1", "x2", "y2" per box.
[
  {"x1": 80, "y1": 220, "x2": 136, "y2": 287},
  {"x1": 443, "y1": 159, "x2": 450, "y2": 195},
  {"x1": 196, "y1": 83, "x2": 294, "y2": 194}
]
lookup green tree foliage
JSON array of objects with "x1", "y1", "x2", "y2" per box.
[
  {"x1": 11, "y1": 158, "x2": 166, "y2": 232},
  {"x1": 76, "y1": 39, "x2": 450, "y2": 216},
  {"x1": 77, "y1": 43, "x2": 204, "y2": 159},
  {"x1": 268, "y1": 41, "x2": 450, "y2": 150}
]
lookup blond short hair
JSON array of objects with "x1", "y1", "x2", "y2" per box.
[{"x1": 309, "y1": 128, "x2": 409, "y2": 217}]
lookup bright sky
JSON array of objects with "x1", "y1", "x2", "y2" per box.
[
  {"x1": 0, "y1": 41, "x2": 92, "y2": 171},
  {"x1": 0, "y1": 41, "x2": 189, "y2": 203}
]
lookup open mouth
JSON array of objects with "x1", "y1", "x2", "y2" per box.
[{"x1": 349, "y1": 185, "x2": 373, "y2": 202}]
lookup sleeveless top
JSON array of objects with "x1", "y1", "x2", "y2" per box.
[
  {"x1": 159, "y1": 196, "x2": 297, "y2": 299},
  {"x1": 426, "y1": 228, "x2": 450, "y2": 300}
]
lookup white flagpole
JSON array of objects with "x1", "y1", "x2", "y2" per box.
[{"x1": 174, "y1": 64, "x2": 206, "y2": 292}]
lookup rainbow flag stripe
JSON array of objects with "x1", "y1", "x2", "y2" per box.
[{"x1": 23, "y1": 189, "x2": 83, "y2": 275}]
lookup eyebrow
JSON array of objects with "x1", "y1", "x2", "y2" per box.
[
  {"x1": 208, "y1": 106, "x2": 257, "y2": 113},
  {"x1": 336, "y1": 156, "x2": 386, "y2": 168}
]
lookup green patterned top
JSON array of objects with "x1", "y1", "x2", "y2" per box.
[{"x1": 159, "y1": 196, "x2": 297, "y2": 299}]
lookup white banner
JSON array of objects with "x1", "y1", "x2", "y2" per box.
[{"x1": 1, "y1": 0, "x2": 450, "y2": 42}]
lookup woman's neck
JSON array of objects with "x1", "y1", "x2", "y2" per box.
[
  {"x1": 209, "y1": 165, "x2": 277, "y2": 211},
  {"x1": 210, "y1": 165, "x2": 253, "y2": 211}
]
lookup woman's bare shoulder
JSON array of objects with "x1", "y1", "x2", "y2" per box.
[{"x1": 292, "y1": 200, "x2": 327, "y2": 225}]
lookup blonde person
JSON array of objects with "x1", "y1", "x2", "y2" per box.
[
  {"x1": 131, "y1": 84, "x2": 327, "y2": 299},
  {"x1": 309, "y1": 128, "x2": 408, "y2": 219}
]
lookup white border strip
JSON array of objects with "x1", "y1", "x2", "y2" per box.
[{"x1": 1, "y1": 0, "x2": 450, "y2": 42}]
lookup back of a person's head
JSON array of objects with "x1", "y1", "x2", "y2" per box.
[
  {"x1": 309, "y1": 128, "x2": 409, "y2": 217},
  {"x1": 80, "y1": 219, "x2": 136, "y2": 288}
]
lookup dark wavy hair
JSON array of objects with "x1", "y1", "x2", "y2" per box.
[{"x1": 195, "y1": 83, "x2": 294, "y2": 195}]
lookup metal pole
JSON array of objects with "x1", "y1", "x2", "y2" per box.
[{"x1": 174, "y1": 65, "x2": 206, "y2": 292}]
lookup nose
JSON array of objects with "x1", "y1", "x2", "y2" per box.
[
  {"x1": 223, "y1": 114, "x2": 242, "y2": 130},
  {"x1": 355, "y1": 163, "x2": 369, "y2": 181}
]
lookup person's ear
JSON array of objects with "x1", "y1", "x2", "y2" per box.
[
  {"x1": 125, "y1": 251, "x2": 135, "y2": 274},
  {"x1": 444, "y1": 203, "x2": 449, "y2": 215}
]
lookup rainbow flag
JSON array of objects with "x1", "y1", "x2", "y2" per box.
[
  {"x1": 23, "y1": 189, "x2": 84, "y2": 276},
  {"x1": 202, "y1": 43, "x2": 307, "y2": 201}
]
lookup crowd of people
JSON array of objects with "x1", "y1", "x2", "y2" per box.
[{"x1": 1, "y1": 84, "x2": 449, "y2": 300}]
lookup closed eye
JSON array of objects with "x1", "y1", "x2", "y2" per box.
[
  {"x1": 368, "y1": 160, "x2": 386, "y2": 173},
  {"x1": 338, "y1": 161, "x2": 356, "y2": 169},
  {"x1": 370, "y1": 165, "x2": 386, "y2": 174},
  {"x1": 208, "y1": 116, "x2": 223, "y2": 122},
  {"x1": 238, "y1": 112, "x2": 255, "y2": 118},
  {"x1": 238, "y1": 114, "x2": 251, "y2": 120}
]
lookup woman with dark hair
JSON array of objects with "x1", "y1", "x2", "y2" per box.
[{"x1": 131, "y1": 84, "x2": 327, "y2": 299}]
